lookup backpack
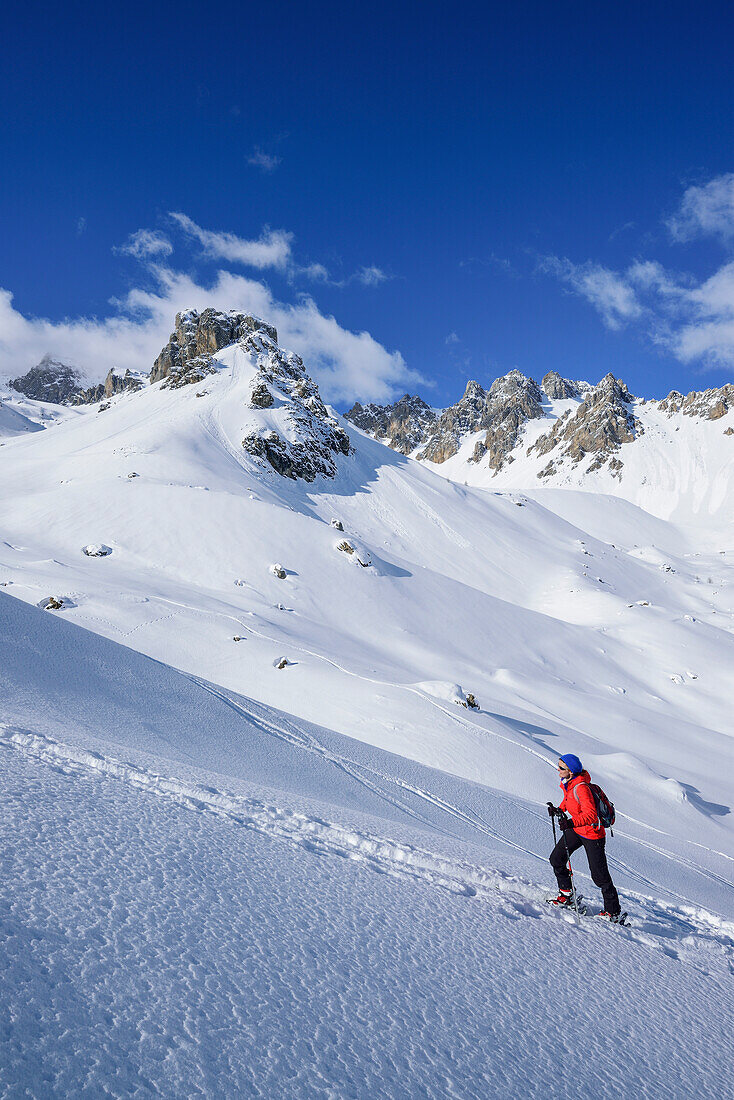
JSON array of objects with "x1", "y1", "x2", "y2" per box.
[
  {"x1": 589, "y1": 783, "x2": 616, "y2": 832},
  {"x1": 571, "y1": 780, "x2": 616, "y2": 834}
]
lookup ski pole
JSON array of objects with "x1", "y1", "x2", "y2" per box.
[
  {"x1": 547, "y1": 801, "x2": 558, "y2": 846},
  {"x1": 562, "y1": 824, "x2": 581, "y2": 918}
]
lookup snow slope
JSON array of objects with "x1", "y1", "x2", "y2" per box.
[
  {"x1": 2, "y1": 592, "x2": 734, "y2": 1098},
  {"x1": 1, "y1": 329, "x2": 734, "y2": 1094},
  {"x1": 0, "y1": 342, "x2": 732, "y2": 870}
]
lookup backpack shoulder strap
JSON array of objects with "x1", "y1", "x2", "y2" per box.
[{"x1": 571, "y1": 780, "x2": 600, "y2": 826}]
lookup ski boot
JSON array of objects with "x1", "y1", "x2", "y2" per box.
[
  {"x1": 597, "y1": 910, "x2": 628, "y2": 925},
  {"x1": 549, "y1": 890, "x2": 574, "y2": 908}
]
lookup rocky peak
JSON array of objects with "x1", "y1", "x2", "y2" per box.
[
  {"x1": 418, "y1": 371, "x2": 544, "y2": 470},
  {"x1": 239, "y1": 329, "x2": 351, "y2": 482},
  {"x1": 530, "y1": 372, "x2": 640, "y2": 479},
  {"x1": 151, "y1": 308, "x2": 279, "y2": 388},
  {"x1": 9, "y1": 356, "x2": 144, "y2": 407},
  {"x1": 657, "y1": 383, "x2": 734, "y2": 421},
  {"x1": 541, "y1": 371, "x2": 583, "y2": 400},
  {"x1": 415, "y1": 380, "x2": 487, "y2": 464},
  {"x1": 345, "y1": 394, "x2": 437, "y2": 455},
  {"x1": 10, "y1": 355, "x2": 83, "y2": 404},
  {"x1": 71, "y1": 369, "x2": 144, "y2": 406}
]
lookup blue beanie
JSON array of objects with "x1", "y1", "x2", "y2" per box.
[{"x1": 559, "y1": 753, "x2": 583, "y2": 776}]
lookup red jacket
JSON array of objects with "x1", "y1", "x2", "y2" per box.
[{"x1": 559, "y1": 771, "x2": 605, "y2": 840}]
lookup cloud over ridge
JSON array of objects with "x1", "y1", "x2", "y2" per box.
[{"x1": 0, "y1": 267, "x2": 420, "y2": 404}]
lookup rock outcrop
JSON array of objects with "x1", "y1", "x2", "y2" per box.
[
  {"x1": 240, "y1": 330, "x2": 351, "y2": 482},
  {"x1": 416, "y1": 380, "x2": 488, "y2": 464},
  {"x1": 530, "y1": 373, "x2": 640, "y2": 478},
  {"x1": 345, "y1": 394, "x2": 437, "y2": 455},
  {"x1": 10, "y1": 357, "x2": 143, "y2": 406},
  {"x1": 657, "y1": 384, "x2": 734, "y2": 421},
  {"x1": 151, "y1": 308, "x2": 278, "y2": 388},
  {"x1": 72, "y1": 369, "x2": 144, "y2": 405},
  {"x1": 418, "y1": 371, "x2": 545, "y2": 471},
  {"x1": 10, "y1": 356, "x2": 83, "y2": 403},
  {"x1": 541, "y1": 371, "x2": 587, "y2": 400}
]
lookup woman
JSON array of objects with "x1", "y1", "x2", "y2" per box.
[{"x1": 548, "y1": 753, "x2": 622, "y2": 920}]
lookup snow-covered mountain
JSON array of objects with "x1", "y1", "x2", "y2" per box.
[
  {"x1": 346, "y1": 370, "x2": 734, "y2": 527},
  {"x1": 2, "y1": 310, "x2": 733, "y2": 1095}
]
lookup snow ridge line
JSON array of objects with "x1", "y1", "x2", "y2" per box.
[{"x1": 3, "y1": 724, "x2": 733, "y2": 974}]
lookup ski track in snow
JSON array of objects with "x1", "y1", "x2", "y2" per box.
[{"x1": 2, "y1": 723, "x2": 732, "y2": 982}]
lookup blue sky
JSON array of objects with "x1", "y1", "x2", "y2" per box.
[{"x1": 2, "y1": 0, "x2": 734, "y2": 406}]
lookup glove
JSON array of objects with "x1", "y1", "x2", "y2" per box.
[
  {"x1": 561, "y1": 815, "x2": 575, "y2": 831},
  {"x1": 547, "y1": 802, "x2": 559, "y2": 818}
]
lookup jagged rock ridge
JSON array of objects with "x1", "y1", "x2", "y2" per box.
[
  {"x1": 416, "y1": 371, "x2": 546, "y2": 471},
  {"x1": 10, "y1": 356, "x2": 84, "y2": 404},
  {"x1": 10, "y1": 356, "x2": 142, "y2": 405},
  {"x1": 541, "y1": 371, "x2": 589, "y2": 400},
  {"x1": 240, "y1": 329, "x2": 351, "y2": 482},
  {"x1": 529, "y1": 373, "x2": 642, "y2": 479},
  {"x1": 345, "y1": 394, "x2": 437, "y2": 455},
  {"x1": 152, "y1": 308, "x2": 278, "y2": 389},
  {"x1": 657, "y1": 384, "x2": 734, "y2": 421},
  {"x1": 72, "y1": 370, "x2": 144, "y2": 405}
]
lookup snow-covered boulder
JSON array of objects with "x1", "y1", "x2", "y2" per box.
[{"x1": 82, "y1": 544, "x2": 113, "y2": 557}]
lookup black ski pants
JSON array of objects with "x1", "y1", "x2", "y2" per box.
[{"x1": 550, "y1": 830, "x2": 620, "y2": 914}]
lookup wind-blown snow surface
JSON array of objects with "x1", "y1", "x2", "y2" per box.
[
  {"x1": 2, "y1": 594, "x2": 733, "y2": 1098},
  {"x1": 1, "y1": 343, "x2": 733, "y2": 1095}
]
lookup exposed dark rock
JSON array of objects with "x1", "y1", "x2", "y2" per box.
[
  {"x1": 151, "y1": 308, "x2": 278, "y2": 386},
  {"x1": 417, "y1": 380, "x2": 488, "y2": 464},
  {"x1": 72, "y1": 369, "x2": 144, "y2": 405},
  {"x1": 240, "y1": 330, "x2": 351, "y2": 482},
  {"x1": 529, "y1": 373, "x2": 640, "y2": 477},
  {"x1": 541, "y1": 371, "x2": 582, "y2": 400},
  {"x1": 249, "y1": 380, "x2": 274, "y2": 408},
  {"x1": 10, "y1": 357, "x2": 144, "y2": 406},
  {"x1": 657, "y1": 384, "x2": 734, "y2": 421},
  {"x1": 10, "y1": 356, "x2": 83, "y2": 403},
  {"x1": 345, "y1": 394, "x2": 437, "y2": 455},
  {"x1": 419, "y1": 371, "x2": 545, "y2": 471}
]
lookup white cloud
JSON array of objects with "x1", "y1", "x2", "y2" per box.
[
  {"x1": 355, "y1": 266, "x2": 389, "y2": 287},
  {"x1": 117, "y1": 229, "x2": 173, "y2": 259},
  {"x1": 543, "y1": 250, "x2": 734, "y2": 370},
  {"x1": 445, "y1": 332, "x2": 460, "y2": 345},
  {"x1": 540, "y1": 256, "x2": 642, "y2": 329},
  {"x1": 247, "y1": 147, "x2": 282, "y2": 172},
  {"x1": 169, "y1": 213, "x2": 293, "y2": 270},
  {"x1": 668, "y1": 174, "x2": 734, "y2": 242},
  {"x1": 76, "y1": 217, "x2": 87, "y2": 236},
  {"x1": 0, "y1": 264, "x2": 421, "y2": 404}
]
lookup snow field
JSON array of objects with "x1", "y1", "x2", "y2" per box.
[
  {"x1": 2, "y1": 732, "x2": 733, "y2": 1099},
  {"x1": 1, "y1": 344, "x2": 733, "y2": 1096}
]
